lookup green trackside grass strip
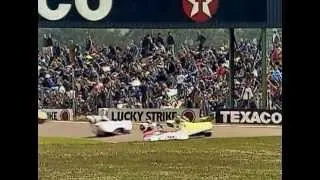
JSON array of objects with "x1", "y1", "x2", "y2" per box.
[{"x1": 39, "y1": 136, "x2": 281, "y2": 180}]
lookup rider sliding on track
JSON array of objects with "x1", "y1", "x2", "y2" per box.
[
  {"x1": 140, "y1": 120, "x2": 166, "y2": 139},
  {"x1": 139, "y1": 115, "x2": 213, "y2": 141}
]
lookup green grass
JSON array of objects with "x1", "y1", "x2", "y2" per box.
[{"x1": 39, "y1": 137, "x2": 281, "y2": 180}]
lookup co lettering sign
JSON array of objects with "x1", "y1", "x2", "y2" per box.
[{"x1": 38, "y1": 0, "x2": 281, "y2": 28}]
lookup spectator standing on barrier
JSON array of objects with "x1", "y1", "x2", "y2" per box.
[
  {"x1": 271, "y1": 43, "x2": 282, "y2": 66},
  {"x1": 197, "y1": 32, "x2": 206, "y2": 51},
  {"x1": 271, "y1": 63, "x2": 282, "y2": 84},
  {"x1": 272, "y1": 29, "x2": 281, "y2": 45},
  {"x1": 240, "y1": 82, "x2": 253, "y2": 109},
  {"x1": 142, "y1": 34, "x2": 152, "y2": 57},
  {"x1": 47, "y1": 34, "x2": 54, "y2": 57},
  {"x1": 271, "y1": 29, "x2": 282, "y2": 66},
  {"x1": 42, "y1": 34, "x2": 47, "y2": 48},
  {"x1": 53, "y1": 41, "x2": 61, "y2": 57},
  {"x1": 156, "y1": 33, "x2": 165, "y2": 46},
  {"x1": 42, "y1": 34, "x2": 53, "y2": 57},
  {"x1": 167, "y1": 32, "x2": 175, "y2": 55},
  {"x1": 176, "y1": 70, "x2": 187, "y2": 97},
  {"x1": 86, "y1": 34, "x2": 93, "y2": 52},
  {"x1": 69, "y1": 40, "x2": 76, "y2": 64}
]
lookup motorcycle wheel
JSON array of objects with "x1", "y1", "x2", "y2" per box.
[{"x1": 204, "y1": 132, "x2": 212, "y2": 137}]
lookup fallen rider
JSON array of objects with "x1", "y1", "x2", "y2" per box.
[{"x1": 139, "y1": 120, "x2": 189, "y2": 141}]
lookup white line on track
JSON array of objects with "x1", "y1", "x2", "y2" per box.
[
  {"x1": 214, "y1": 124, "x2": 281, "y2": 128},
  {"x1": 240, "y1": 125, "x2": 281, "y2": 128},
  {"x1": 46, "y1": 121, "x2": 88, "y2": 124}
]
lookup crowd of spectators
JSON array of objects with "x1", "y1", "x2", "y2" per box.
[{"x1": 38, "y1": 30, "x2": 282, "y2": 116}]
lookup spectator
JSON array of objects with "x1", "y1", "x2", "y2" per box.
[
  {"x1": 167, "y1": 32, "x2": 175, "y2": 55},
  {"x1": 271, "y1": 64, "x2": 282, "y2": 84},
  {"x1": 272, "y1": 29, "x2": 281, "y2": 45},
  {"x1": 271, "y1": 43, "x2": 282, "y2": 66},
  {"x1": 42, "y1": 34, "x2": 48, "y2": 47},
  {"x1": 86, "y1": 34, "x2": 93, "y2": 52},
  {"x1": 38, "y1": 30, "x2": 282, "y2": 115},
  {"x1": 69, "y1": 40, "x2": 76, "y2": 64},
  {"x1": 240, "y1": 83, "x2": 254, "y2": 109},
  {"x1": 142, "y1": 34, "x2": 152, "y2": 57},
  {"x1": 47, "y1": 34, "x2": 53, "y2": 47},
  {"x1": 42, "y1": 34, "x2": 54, "y2": 57},
  {"x1": 156, "y1": 33, "x2": 165, "y2": 46},
  {"x1": 197, "y1": 32, "x2": 206, "y2": 51}
]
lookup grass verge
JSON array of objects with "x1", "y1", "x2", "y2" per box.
[{"x1": 39, "y1": 136, "x2": 281, "y2": 180}]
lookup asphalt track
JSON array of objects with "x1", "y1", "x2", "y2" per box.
[{"x1": 38, "y1": 121, "x2": 281, "y2": 143}]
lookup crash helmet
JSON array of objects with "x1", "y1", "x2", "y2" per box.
[
  {"x1": 139, "y1": 124, "x2": 146, "y2": 131},
  {"x1": 156, "y1": 123, "x2": 163, "y2": 129},
  {"x1": 174, "y1": 117, "x2": 181, "y2": 125}
]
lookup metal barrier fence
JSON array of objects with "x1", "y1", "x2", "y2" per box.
[{"x1": 38, "y1": 86, "x2": 281, "y2": 119}]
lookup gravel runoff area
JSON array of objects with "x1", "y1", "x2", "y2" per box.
[{"x1": 38, "y1": 121, "x2": 282, "y2": 143}]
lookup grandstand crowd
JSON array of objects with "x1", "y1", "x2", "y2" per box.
[{"x1": 38, "y1": 30, "x2": 282, "y2": 115}]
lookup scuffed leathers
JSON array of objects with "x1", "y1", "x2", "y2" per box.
[{"x1": 142, "y1": 122, "x2": 165, "y2": 138}]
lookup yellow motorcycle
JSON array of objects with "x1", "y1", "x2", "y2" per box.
[{"x1": 166, "y1": 116, "x2": 213, "y2": 138}]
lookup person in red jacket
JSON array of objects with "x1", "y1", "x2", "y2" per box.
[
  {"x1": 271, "y1": 43, "x2": 282, "y2": 66},
  {"x1": 216, "y1": 63, "x2": 226, "y2": 81}
]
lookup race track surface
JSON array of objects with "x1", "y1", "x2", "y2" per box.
[{"x1": 38, "y1": 121, "x2": 282, "y2": 143}]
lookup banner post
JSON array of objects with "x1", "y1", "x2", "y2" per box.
[
  {"x1": 228, "y1": 28, "x2": 235, "y2": 108},
  {"x1": 261, "y1": 28, "x2": 267, "y2": 109}
]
